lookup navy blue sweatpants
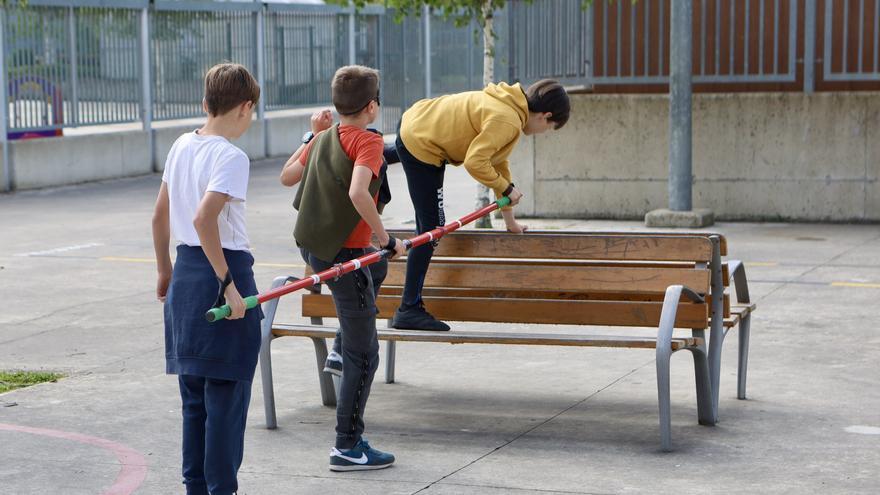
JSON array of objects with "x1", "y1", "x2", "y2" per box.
[{"x1": 178, "y1": 375, "x2": 252, "y2": 495}]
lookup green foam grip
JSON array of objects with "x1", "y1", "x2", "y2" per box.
[
  {"x1": 495, "y1": 196, "x2": 512, "y2": 208},
  {"x1": 205, "y1": 295, "x2": 260, "y2": 322}
]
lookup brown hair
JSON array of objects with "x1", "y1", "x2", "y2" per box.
[
  {"x1": 203, "y1": 63, "x2": 260, "y2": 117},
  {"x1": 332, "y1": 65, "x2": 380, "y2": 116},
  {"x1": 525, "y1": 79, "x2": 570, "y2": 129}
]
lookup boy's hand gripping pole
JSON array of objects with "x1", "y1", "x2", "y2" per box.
[{"x1": 205, "y1": 196, "x2": 511, "y2": 322}]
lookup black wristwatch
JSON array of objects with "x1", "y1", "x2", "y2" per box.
[
  {"x1": 301, "y1": 131, "x2": 315, "y2": 144},
  {"x1": 502, "y1": 182, "x2": 516, "y2": 197}
]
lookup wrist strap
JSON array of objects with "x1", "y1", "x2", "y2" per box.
[
  {"x1": 381, "y1": 237, "x2": 397, "y2": 252},
  {"x1": 214, "y1": 271, "x2": 233, "y2": 307},
  {"x1": 502, "y1": 183, "x2": 516, "y2": 197}
]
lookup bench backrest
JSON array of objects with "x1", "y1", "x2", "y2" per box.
[{"x1": 303, "y1": 231, "x2": 718, "y2": 329}]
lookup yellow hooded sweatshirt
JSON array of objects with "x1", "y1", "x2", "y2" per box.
[{"x1": 399, "y1": 82, "x2": 528, "y2": 198}]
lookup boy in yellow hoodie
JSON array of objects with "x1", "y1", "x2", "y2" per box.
[{"x1": 392, "y1": 79, "x2": 570, "y2": 331}]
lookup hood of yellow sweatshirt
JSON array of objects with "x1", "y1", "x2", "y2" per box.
[{"x1": 483, "y1": 82, "x2": 529, "y2": 129}]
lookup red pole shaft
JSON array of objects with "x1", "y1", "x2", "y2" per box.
[{"x1": 254, "y1": 199, "x2": 505, "y2": 305}]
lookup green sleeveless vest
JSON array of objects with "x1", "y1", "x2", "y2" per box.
[{"x1": 293, "y1": 124, "x2": 382, "y2": 262}]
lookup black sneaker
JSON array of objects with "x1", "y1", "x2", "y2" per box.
[
  {"x1": 391, "y1": 303, "x2": 451, "y2": 331},
  {"x1": 322, "y1": 350, "x2": 343, "y2": 377}
]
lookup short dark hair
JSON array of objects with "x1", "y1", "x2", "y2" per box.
[
  {"x1": 525, "y1": 79, "x2": 570, "y2": 129},
  {"x1": 204, "y1": 63, "x2": 260, "y2": 117},
  {"x1": 332, "y1": 65, "x2": 380, "y2": 116}
]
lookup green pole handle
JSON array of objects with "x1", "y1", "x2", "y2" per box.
[
  {"x1": 495, "y1": 196, "x2": 512, "y2": 208},
  {"x1": 205, "y1": 295, "x2": 259, "y2": 322}
]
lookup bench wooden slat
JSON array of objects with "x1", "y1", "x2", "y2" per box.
[
  {"x1": 517, "y1": 230, "x2": 729, "y2": 257},
  {"x1": 385, "y1": 230, "x2": 714, "y2": 262},
  {"x1": 307, "y1": 259, "x2": 730, "y2": 288},
  {"x1": 373, "y1": 286, "x2": 730, "y2": 318},
  {"x1": 394, "y1": 258, "x2": 730, "y2": 281},
  {"x1": 389, "y1": 229, "x2": 728, "y2": 257},
  {"x1": 272, "y1": 323, "x2": 702, "y2": 350},
  {"x1": 302, "y1": 294, "x2": 710, "y2": 328},
  {"x1": 377, "y1": 262, "x2": 711, "y2": 294}
]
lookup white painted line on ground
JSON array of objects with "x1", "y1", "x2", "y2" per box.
[
  {"x1": 101, "y1": 257, "x2": 154, "y2": 263},
  {"x1": 98, "y1": 257, "x2": 305, "y2": 269},
  {"x1": 254, "y1": 262, "x2": 306, "y2": 268},
  {"x1": 15, "y1": 243, "x2": 104, "y2": 257},
  {"x1": 844, "y1": 425, "x2": 880, "y2": 435},
  {"x1": 831, "y1": 282, "x2": 880, "y2": 289}
]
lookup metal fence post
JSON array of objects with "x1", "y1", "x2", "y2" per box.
[
  {"x1": 254, "y1": 1, "x2": 267, "y2": 156},
  {"x1": 309, "y1": 26, "x2": 316, "y2": 101},
  {"x1": 68, "y1": 6, "x2": 79, "y2": 127},
  {"x1": 255, "y1": 4, "x2": 265, "y2": 119},
  {"x1": 140, "y1": 7, "x2": 155, "y2": 171},
  {"x1": 424, "y1": 5, "x2": 431, "y2": 97},
  {"x1": 349, "y1": 8, "x2": 356, "y2": 65},
  {"x1": 669, "y1": 0, "x2": 693, "y2": 211},
  {"x1": 0, "y1": 7, "x2": 10, "y2": 192},
  {"x1": 585, "y1": 2, "x2": 594, "y2": 82},
  {"x1": 804, "y1": 0, "x2": 817, "y2": 93}
]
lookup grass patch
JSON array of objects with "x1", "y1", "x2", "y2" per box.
[{"x1": 0, "y1": 371, "x2": 63, "y2": 394}]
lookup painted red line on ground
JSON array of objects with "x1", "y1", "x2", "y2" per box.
[{"x1": 0, "y1": 422, "x2": 148, "y2": 495}]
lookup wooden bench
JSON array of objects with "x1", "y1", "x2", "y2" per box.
[
  {"x1": 258, "y1": 231, "x2": 755, "y2": 451},
  {"x1": 498, "y1": 230, "x2": 756, "y2": 405}
]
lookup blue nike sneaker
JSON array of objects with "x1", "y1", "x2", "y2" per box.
[{"x1": 329, "y1": 439, "x2": 395, "y2": 471}]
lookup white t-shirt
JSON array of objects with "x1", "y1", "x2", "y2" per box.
[{"x1": 162, "y1": 131, "x2": 251, "y2": 251}]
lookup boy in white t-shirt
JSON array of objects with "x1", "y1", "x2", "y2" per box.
[{"x1": 151, "y1": 63, "x2": 261, "y2": 495}]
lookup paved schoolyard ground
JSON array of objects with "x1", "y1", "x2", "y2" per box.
[{"x1": 1, "y1": 157, "x2": 878, "y2": 494}]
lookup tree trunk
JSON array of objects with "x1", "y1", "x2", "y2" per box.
[{"x1": 475, "y1": 0, "x2": 494, "y2": 228}]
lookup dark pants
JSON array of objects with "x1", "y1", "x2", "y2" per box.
[
  {"x1": 301, "y1": 247, "x2": 384, "y2": 449},
  {"x1": 330, "y1": 247, "x2": 387, "y2": 355},
  {"x1": 178, "y1": 375, "x2": 252, "y2": 495},
  {"x1": 395, "y1": 134, "x2": 446, "y2": 308}
]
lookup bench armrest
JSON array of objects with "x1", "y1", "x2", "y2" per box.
[
  {"x1": 679, "y1": 286, "x2": 705, "y2": 304},
  {"x1": 727, "y1": 260, "x2": 751, "y2": 304}
]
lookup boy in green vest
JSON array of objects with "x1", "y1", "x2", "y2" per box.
[{"x1": 280, "y1": 65, "x2": 405, "y2": 471}]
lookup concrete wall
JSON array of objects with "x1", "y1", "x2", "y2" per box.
[
  {"x1": 265, "y1": 110, "x2": 314, "y2": 158},
  {"x1": 4, "y1": 108, "x2": 320, "y2": 189},
  {"x1": 5, "y1": 94, "x2": 877, "y2": 223},
  {"x1": 512, "y1": 92, "x2": 880, "y2": 222},
  {"x1": 152, "y1": 119, "x2": 267, "y2": 173},
  {"x1": 9, "y1": 130, "x2": 151, "y2": 190},
  {"x1": 152, "y1": 108, "x2": 318, "y2": 172}
]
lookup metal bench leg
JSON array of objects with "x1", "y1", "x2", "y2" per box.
[
  {"x1": 657, "y1": 345, "x2": 714, "y2": 453},
  {"x1": 707, "y1": 236, "x2": 725, "y2": 422},
  {"x1": 689, "y1": 347, "x2": 715, "y2": 426},
  {"x1": 656, "y1": 341, "x2": 674, "y2": 452},
  {"x1": 310, "y1": 337, "x2": 337, "y2": 407},
  {"x1": 692, "y1": 328, "x2": 707, "y2": 354},
  {"x1": 689, "y1": 328, "x2": 715, "y2": 424},
  {"x1": 385, "y1": 341, "x2": 396, "y2": 384},
  {"x1": 657, "y1": 284, "x2": 711, "y2": 451},
  {"x1": 657, "y1": 285, "x2": 683, "y2": 451},
  {"x1": 259, "y1": 318, "x2": 277, "y2": 429},
  {"x1": 259, "y1": 276, "x2": 291, "y2": 430},
  {"x1": 737, "y1": 314, "x2": 751, "y2": 400}
]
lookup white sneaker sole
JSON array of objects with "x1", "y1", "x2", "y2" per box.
[
  {"x1": 322, "y1": 366, "x2": 343, "y2": 377},
  {"x1": 329, "y1": 462, "x2": 393, "y2": 472}
]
